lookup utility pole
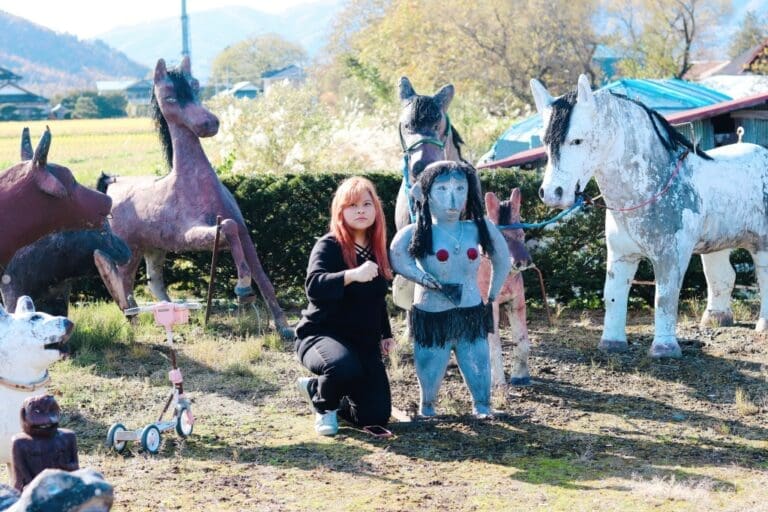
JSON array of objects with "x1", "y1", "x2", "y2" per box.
[{"x1": 181, "y1": 0, "x2": 190, "y2": 60}]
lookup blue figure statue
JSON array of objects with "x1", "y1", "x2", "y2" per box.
[{"x1": 390, "y1": 161, "x2": 511, "y2": 418}]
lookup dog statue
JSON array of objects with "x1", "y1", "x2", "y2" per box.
[{"x1": 0, "y1": 297, "x2": 72, "y2": 467}]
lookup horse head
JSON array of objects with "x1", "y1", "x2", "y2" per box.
[
  {"x1": 485, "y1": 189, "x2": 532, "y2": 272},
  {"x1": 531, "y1": 74, "x2": 607, "y2": 209},
  {"x1": 398, "y1": 77, "x2": 463, "y2": 183},
  {"x1": 152, "y1": 57, "x2": 220, "y2": 167}
]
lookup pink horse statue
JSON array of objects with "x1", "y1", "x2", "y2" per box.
[
  {"x1": 100, "y1": 57, "x2": 291, "y2": 337},
  {"x1": 0, "y1": 128, "x2": 111, "y2": 266},
  {"x1": 478, "y1": 189, "x2": 533, "y2": 387}
]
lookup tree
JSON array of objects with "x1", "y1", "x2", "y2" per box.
[
  {"x1": 72, "y1": 96, "x2": 100, "y2": 119},
  {"x1": 607, "y1": 0, "x2": 731, "y2": 79},
  {"x1": 728, "y1": 10, "x2": 767, "y2": 59},
  {"x1": 210, "y1": 34, "x2": 307, "y2": 88},
  {"x1": 63, "y1": 91, "x2": 126, "y2": 119}
]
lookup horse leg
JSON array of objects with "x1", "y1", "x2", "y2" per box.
[
  {"x1": 454, "y1": 337, "x2": 492, "y2": 418},
  {"x1": 98, "y1": 249, "x2": 142, "y2": 312},
  {"x1": 413, "y1": 343, "x2": 452, "y2": 417},
  {"x1": 649, "y1": 253, "x2": 689, "y2": 358},
  {"x1": 145, "y1": 249, "x2": 171, "y2": 302},
  {"x1": 600, "y1": 250, "x2": 640, "y2": 352},
  {"x1": 488, "y1": 300, "x2": 506, "y2": 388},
  {"x1": 238, "y1": 228, "x2": 292, "y2": 339},
  {"x1": 751, "y1": 250, "x2": 768, "y2": 331},
  {"x1": 700, "y1": 250, "x2": 735, "y2": 327},
  {"x1": 505, "y1": 275, "x2": 531, "y2": 386}
]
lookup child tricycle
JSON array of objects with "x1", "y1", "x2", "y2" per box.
[{"x1": 106, "y1": 301, "x2": 201, "y2": 454}]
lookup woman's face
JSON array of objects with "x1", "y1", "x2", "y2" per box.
[
  {"x1": 342, "y1": 190, "x2": 376, "y2": 234},
  {"x1": 428, "y1": 169, "x2": 467, "y2": 223}
]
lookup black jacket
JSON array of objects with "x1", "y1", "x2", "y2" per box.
[{"x1": 295, "y1": 234, "x2": 392, "y2": 358}]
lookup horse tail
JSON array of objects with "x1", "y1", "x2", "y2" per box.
[{"x1": 96, "y1": 171, "x2": 116, "y2": 193}]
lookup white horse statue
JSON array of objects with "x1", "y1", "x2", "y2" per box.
[{"x1": 531, "y1": 74, "x2": 768, "y2": 358}]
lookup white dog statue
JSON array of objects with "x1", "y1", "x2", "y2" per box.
[{"x1": 0, "y1": 296, "x2": 73, "y2": 466}]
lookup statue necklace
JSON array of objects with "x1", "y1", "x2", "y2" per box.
[{"x1": 433, "y1": 222, "x2": 463, "y2": 254}]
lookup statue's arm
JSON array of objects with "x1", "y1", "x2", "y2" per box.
[
  {"x1": 389, "y1": 225, "x2": 421, "y2": 282},
  {"x1": 485, "y1": 217, "x2": 511, "y2": 301}
]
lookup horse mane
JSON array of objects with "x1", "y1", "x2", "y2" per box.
[
  {"x1": 609, "y1": 91, "x2": 713, "y2": 161},
  {"x1": 497, "y1": 202, "x2": 512, "y2": 225},
  {"x1": 409, "y1": 162, "x2": 493, "y2": 259},
  {"x1": 404, "y1": 96, "x2": 442, "y2": 132},
  {"x1": 151, "y1": 67, "x2": 196, "y2": 170},
  {"x1": 545, "y1": 90, "x2": 712, "y2": 162}
]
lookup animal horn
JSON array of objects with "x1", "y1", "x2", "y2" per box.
[
  {"x1": 21, "y1": 127, "x2": 32, "y2": 160},
  {"x1": 399, "y1": 77, "x2": 416, "y2": 103},
  {"x1": 32, "y1": 126, "x2": 51, "y2": 167}
]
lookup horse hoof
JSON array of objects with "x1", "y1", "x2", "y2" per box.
[
  {"x1": 700, "y1": 310, "x2": 734, "y2": 328},
  {"x1": 649, "y1": 343, "x2": 682, "y2": 359},
  {"x1": 278, "y1": 326, "x2": 295, "y2": 340},
  {"x1": 756, "y1": 318, "x2": 768, "y2": 332},
  {"x1": 598, "y1": 339, "x2": 628, "y2": 352},
  {"x1": 509, "y1": 376, "x2": 531, "y2": 387},
  {"x1": 235, "y1": 286, "x2": 254, "y2": 299}
]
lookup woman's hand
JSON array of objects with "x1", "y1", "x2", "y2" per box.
[
  {"x1": 380, "y1": 337, "x2": 395, "y2": 356},
  {"x1": 345, "y1": 260, "x2": 379, "y2": 284}
]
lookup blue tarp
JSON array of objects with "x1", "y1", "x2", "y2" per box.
[{"x1": 479, "y1": 78, "x2": 732, "y2": 165}]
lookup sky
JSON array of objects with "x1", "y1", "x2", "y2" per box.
[{"x1": 0, "y1": 0, "x2": 314, "y2": 39}]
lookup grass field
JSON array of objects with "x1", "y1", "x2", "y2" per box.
[
  {"x1": 0, "y1": 118, "x2": 221, "y2": 186},
  {"x1": 1, "y1": 302, "x2": 767, "y2": 512}
]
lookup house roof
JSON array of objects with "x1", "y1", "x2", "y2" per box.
[
  {"x1": 479, "y1": 78, "x2": 730, "y2": 168},
  {"x1": 0, "y1": 66, "x2": 21, "y2": 81},
  {"x1": 261, "y1": 64, "x2": 303, "y2": 79},
  {"x1": 479, "y1": 88, "x2": 768, "y2": 170},
  {"x1": 0, "y1": 83, "x2": 47, "y2": 105},
  {"x1": 717, "y1": 38, "x2": 768, "y2": 75},
  {"x1": 96, "y1": 80, "x2": 149, "y2": 93}
]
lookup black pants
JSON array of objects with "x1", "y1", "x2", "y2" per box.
[{"x1": 299, "y1": 335, "x2": 391, "y2": 427}]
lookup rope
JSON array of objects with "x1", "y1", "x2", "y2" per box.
[{"x1": 496, "y1": 195, "x2": 585, "y2": 230}]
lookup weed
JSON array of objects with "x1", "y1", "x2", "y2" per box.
[{"x1": 734, "y1": 387, "x2": 759, "y2": 416}]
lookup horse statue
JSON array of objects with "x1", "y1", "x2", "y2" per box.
[
  {"x1": 532, "y1": 74, "x2": 768, "y2": 358},
  {"x1": 0, "y1": 128, "x2": 111, "y2": 266},
  {"x1": 390, "y1": 161, "x2": 511, "y2": 418},
  {"x1": 392, "y1": 77, "x2": 467, "y2": 311},
  {"x1": 478, "y1": 189, "x2": 533, "y2": 387},
  {"x1": 100, "y1": 57, "x2": 291, "y2": 338}
]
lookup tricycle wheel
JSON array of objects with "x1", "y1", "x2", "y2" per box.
[
  {"x1": 175, "y1": 407, "x2": 194, "y2": 438},
  {"x1": 106, "y1": 423, "x2": 128, "y2": 453},
  {"x1": 140, "y1": 424, "x2": 162, "y2": 454}
]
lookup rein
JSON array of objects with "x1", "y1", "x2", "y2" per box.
[
  {"x1": 584, "y1": 150, "x2": 690, "y2": 212},
  {"x1": 496, "y1": 195, "x2": 585, "y2": 230},
  {"x1": 0, "y1": 370, "x2": 50, "y2": 392},
  {"x1": 400, "y1": 116, "x2": 453, "y2": 223}
]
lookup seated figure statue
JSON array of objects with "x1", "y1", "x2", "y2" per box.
[{"x1": 390, "y1": 161, "x2": 511, "y2": 417}]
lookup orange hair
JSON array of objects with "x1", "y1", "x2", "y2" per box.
[{"x1": 330, "y1": 177, "x2": 392, "y2": 280}]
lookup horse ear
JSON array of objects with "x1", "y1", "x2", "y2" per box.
[
  {"x1": 576, "y1": 74, "x2": 594, "y2": 107},
  {"x1": 32, "y1": 126, "x2": 51, "y2": 167},
  {"x1": 484, "y1": 192, "x2": 500, "y2": 221},
  {"x1": 510, "y1": 188, "x2": 522, "y2": 213},
  {"x1": 411, "y1": 182, "x2": 424, "y2": 203},
  {"x1": 181, "y1": 55, "x2": 192, "y2": 77},
  {"x1": 434, "y1": 84, "x2": 454, "y2": 112},
  {"x1": 154, "y1": 59, "x2": 168, "y2": 84},
  {"x1": 399, "y1": 77, "x2": 415, "y2": 103},
  {"x1": 530, "y1": 79, "x2": 554, "y2": 116},
  {"x1": 21, "y1": 127, "x2": 32, "y2": 160},
  {"x1": 15, "y1": 296, "x2": 35, "y2": 314}
]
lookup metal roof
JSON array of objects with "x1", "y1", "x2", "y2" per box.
[{"x1": 479, "y1": 79, "x2": 739, "y2": 170}]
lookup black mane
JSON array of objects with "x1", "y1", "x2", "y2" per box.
[
  {"x1": 544, "y1": 89, "x2": 712, "y2": 162},
  {"x1": 403, "y1": 95, "x2": 442, "y2": 132},
  {"x1": 150, "y1": 68, "x2": 196, "y2": 169}
]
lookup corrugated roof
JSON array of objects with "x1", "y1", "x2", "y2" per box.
[{"x1": 479, "y1": 78, "x2": 733, "y2": 169}]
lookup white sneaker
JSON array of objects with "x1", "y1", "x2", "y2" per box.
[{"x1": 314, "y1": 410, "x2": 338, "y2": 436}]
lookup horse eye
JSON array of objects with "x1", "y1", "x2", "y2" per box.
[
  {"x1": 165, "y1": 96, "x2": 177, "y2": 103},
  {"x1": 572, "y1": 139, "x2": 583, "y2": 146}
]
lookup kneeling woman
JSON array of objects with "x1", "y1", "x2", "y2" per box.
[{"x1": 295, "y1": 177, "x2": 394, "y2": 436}]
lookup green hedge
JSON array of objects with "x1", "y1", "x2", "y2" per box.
[{"x1": 73, "y1": 171, "x2": 755, "y2": 309}]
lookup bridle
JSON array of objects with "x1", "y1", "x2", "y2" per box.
[
  {"x1": 399, "y1": 114, "x2": 453, "y2": 223},
  {"x1": 0, "y1": 369, "x2": 50, "y2": 392}
]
